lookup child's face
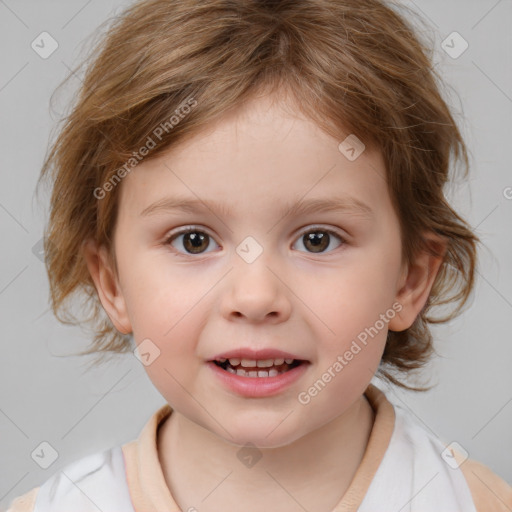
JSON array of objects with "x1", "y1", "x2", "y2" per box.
[{"x1": 91, "y1": 93, "x2": 423, "y2": 447}]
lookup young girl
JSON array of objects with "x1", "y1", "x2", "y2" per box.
[{"x1": 8, "y1": 0, "x2": 511, "y2": 510}]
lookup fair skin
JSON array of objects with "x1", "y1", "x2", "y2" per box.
[{"x1": 84, "y1": 91, "x2": 445, "y2": 512}]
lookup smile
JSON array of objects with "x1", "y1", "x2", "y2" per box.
[{"x1": 208, "y1": 358, "x2": 310, "y2": 398}]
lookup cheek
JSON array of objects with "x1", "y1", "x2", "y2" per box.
[
  {"x1": 309, "y1": 262, "x2": 399, "y2": 337},
  {"x1": 118, "y1": 249, "x2": 205, "y2": 335},
  {"x1": 302, "y1": 245, "x2": 400, "y2": 365}
]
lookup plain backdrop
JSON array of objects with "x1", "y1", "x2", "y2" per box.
[{"x1": 0, "y1": 0, "x2": 511, "y2": 508}]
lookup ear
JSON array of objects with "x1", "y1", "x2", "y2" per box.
[
  {"x1": 82, "y1": 239, "x2": 132, "y2": 335},
  {"x1": 388, "y1": 232, "x2": 448, "y2": 332}
]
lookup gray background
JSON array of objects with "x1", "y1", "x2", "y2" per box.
[{"x1": 1, "y1": 0, "x2": 511, "y2": 508}]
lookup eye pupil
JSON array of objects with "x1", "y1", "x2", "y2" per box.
[
  {"x1": 184, "y1": 232, "x2": 208, "y2": 253},
  {"x1": 304, "y1": 232, "x2": 329, "y2": 253}
]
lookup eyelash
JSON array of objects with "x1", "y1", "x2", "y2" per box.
[{"x1": 163, "y1": 225, "x2": 347, "y2": 256}]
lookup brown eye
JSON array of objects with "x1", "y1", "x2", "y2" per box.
[
  {"x1": 165, "y1": 228, "x2": 219, "y2": 255},
  {"x1": 293, "y1": 228, "x2": 345, "y2": 254}
]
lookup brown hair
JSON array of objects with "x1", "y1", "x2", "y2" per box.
[{"x1": 37, "y1": 0, "x2": 479, "y2": 391}]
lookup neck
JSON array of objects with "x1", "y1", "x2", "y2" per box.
[{"x1": 158, "y1": 393, "x2": 375, "y2": 512}]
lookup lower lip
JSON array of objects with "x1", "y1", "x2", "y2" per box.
[{"x1": 206, "y1": 361, "x2": 310, "y2": 398}]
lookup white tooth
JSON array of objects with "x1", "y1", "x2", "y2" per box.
[
  {"x1": 233, "y1": 366, "x2": 288, "y2": 378},
  {"x1": 241, "y1": 358, "x2": 256, "y2": 367},
  {"x1": 226, "y1": 366, "x2": 236, "y2": 374},
  {"x1": 256, "y1": 359, "x2": 274, "y2": 367},
  {"x1": 284, "y1": 358, "x2": 294, "y2": 364},
  {"x1": 229, "y1": 358, "x2": 241, "y2": 366},
  {"x1": 218, "y1": 358, "x2": 227, "y2": 363},
  {"x1": 273, "y1": 358, "x2": 284, "y2": 365}
]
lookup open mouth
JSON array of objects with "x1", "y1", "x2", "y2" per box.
[{"x1": 211, "y1": 358, "x2": 306, "y2": 378}]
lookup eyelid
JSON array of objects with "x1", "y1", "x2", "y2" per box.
[
  {"x1": 165, "y1": 224, "x2": 347, "y2": 240},
  {"x1": 296, "y1": 224, "x2": 347, "y2": 238},
  {"x1": 163, "y1": 225, "x2": 217, "y2": 244}
]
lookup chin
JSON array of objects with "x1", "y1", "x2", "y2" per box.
[{"x1": 217, "y1": 423, "x2": 307, "y2": 450}]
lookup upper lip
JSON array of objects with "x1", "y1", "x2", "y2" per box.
[{"x1": 209, "y1": 348, "x2": 308, "y2": 362}]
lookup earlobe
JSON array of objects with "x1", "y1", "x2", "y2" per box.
[
  {"x1": 82, "y1": 239, "x2": 132, "y2": 335},
  {"x1": 388, "y1": 232, "x2": 447, "y2": 332}
]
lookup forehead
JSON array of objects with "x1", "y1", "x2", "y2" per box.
[{"x1": 118, "y1": 94, "x2": 389, "y2": 222}]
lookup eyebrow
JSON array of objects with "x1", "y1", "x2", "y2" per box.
[{"x1": 140, "y1": 195, "x2": 374, "y2": 220}]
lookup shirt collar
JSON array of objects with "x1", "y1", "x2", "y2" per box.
[{"x1": 122, "y1": 383, "x2": 395, "y2": 512}]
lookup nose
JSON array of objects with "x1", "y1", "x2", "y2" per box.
[{"x1": 221, "y1": 254, "x2": 292, "y2": 324}]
